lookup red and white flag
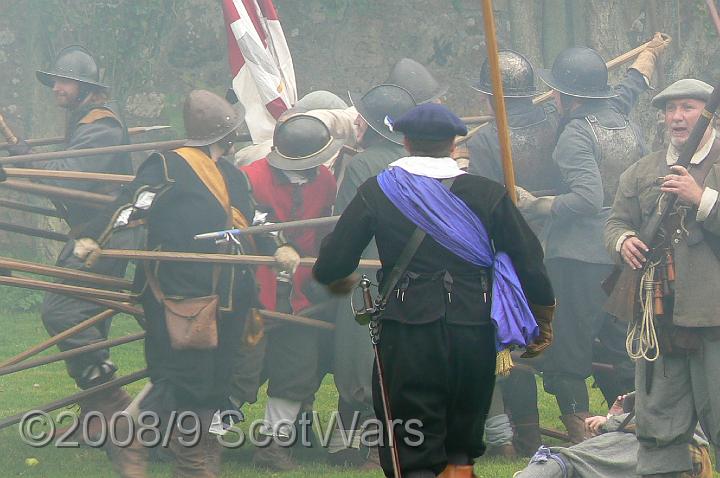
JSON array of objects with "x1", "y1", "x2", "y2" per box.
[{"x1": 222, "y1": 0, "x2": 297, "y2": 143}]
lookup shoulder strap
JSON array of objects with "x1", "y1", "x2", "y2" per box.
[
  {"x1": 379, "y1": 176, "x2": 456, "y2": 305},
  {"x1": 78, "y1": 107, "x2": 118, "y2": 125}
]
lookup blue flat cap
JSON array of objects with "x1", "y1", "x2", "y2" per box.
[{"x1": 391, "y1": 103, "x2": 468, "y2": 140}]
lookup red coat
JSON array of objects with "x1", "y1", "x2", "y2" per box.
[{"x1": 241, "y1": 158, "x2": 337, "y2": 313}]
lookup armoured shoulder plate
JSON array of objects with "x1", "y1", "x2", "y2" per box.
[
  {"x1": 585, "y1": 114, "x2": 645, "y2": 205},
  {"x1": 506, "y1": 106, "x2": 561, "y2": 192}
]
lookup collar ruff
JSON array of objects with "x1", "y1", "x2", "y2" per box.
[{"x1": 388, "y1": 156, "x2": 466, "y2": 179}]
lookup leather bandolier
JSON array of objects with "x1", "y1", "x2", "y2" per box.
[
  {"x1": 647, "y1": 141, "x2": 720, "y2": 355},
  {"x1": 585, "y1": 114, "x2": 645, "y2": 205},
  {"x1": 508, "y1": 105, "x2": 561, "y2": 193}
]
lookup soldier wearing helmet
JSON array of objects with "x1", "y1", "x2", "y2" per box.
[
  {"x1": 75, "y1": 89, "x2": 259, "y2": 478},
  {"x1": 229, "y1": 115, "x2": 339, "y2": 471},
  {"x1": 516, "y1": 34, "x2": 670, "y2": 444},
  {"x1": 22, "y1": 46, "x2": 137, "y2": 447},
  {"x1": 465, "y1": 49, "x2": 559, "y2": 458},
  {"x1": 468, "y1": 50, "x2": 561, "y2": 200}
]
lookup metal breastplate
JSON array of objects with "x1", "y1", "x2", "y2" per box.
[
  {"x1": 586, "y1": 114, "x2": 644, "y2": 206},
  {"x1": 509, "y1": 108, "x2": 561, "y2": 193}
]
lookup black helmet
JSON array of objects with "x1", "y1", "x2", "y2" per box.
[
  {"x1": 473, "y1": 49, "x2": 538, "y2": 97},
  {"x1": 348, "y1": 84, "x2": 417, "y2": 145},
  {"x1": 386, "y1": 58, "x2": 447, "y2": 104},
  {"x1": 267, "y1": 115, "x2": 343, "y2": 171},
  {"x1": 538, "y1": 47, "x2": 617, "y2": 99},
  {"x1": 183, "y1": 89, "x2": 245, "y2": 147},
  {"x1": 36, "y1": 45, "x2": 107, "y2": 89}
]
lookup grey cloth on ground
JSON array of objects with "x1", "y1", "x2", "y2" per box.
[
  {"x1": 484, "y1": 413, "x2": 514, "y2": 448},
  {"x1": 635, "y1": 336, "x2": 720, "y2": 475},
  {"x1": 514, "y1": 413, "x2": 709, "y2": 478},
  {"x1": 41, "y1": 227, "x2": 143, "y2": 382}
]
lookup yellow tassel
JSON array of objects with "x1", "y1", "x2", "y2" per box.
[{"x1": 495, "y1": 348, "x2": 514, "y2": 376}]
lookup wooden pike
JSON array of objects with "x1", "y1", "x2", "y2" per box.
[
  {"x1": 457, "y1": 33, "x2": 672, "y2": 145},
  {"x1": 100, "y1": 249, "x2": 382, "y2": 269},
  {"x1": 482, "y1": 0, "x2": 518, "y2": 203},
  {"x1": 258, "y1": 309, "x2": 335, "y2": 331},
  {"x1": 0, "y1": 198, "x2": 63, "y2": 218},
  {"x1": 0, "y1": 332, "x2": 145, "y2": 377},
  {"x1": 0, "y1": 309, "x2": 118, "y2": 368},
  {"x1": 0, "y1": 220, "x2": 68, "y2": 242},
  {"x1": 0, "y1": 179, "x2": 114, "y2": 206},
  {"x1": 0, "y1": 369, "x2": 148, "y2": 431},
  {"x1": 4, "y1": 168, "x2": 134, "y2": 184},
  {"x1": 532, "y1": 34, "x2": 671, "y2": 105},
  {"x1": 0, "y1": 125, "x2": 173, "y2": 150},
  {"x1": 0, "y1": 256, "x2": 132, "y2": 289},
  {"x1": 0, "y1": 275, "x2": 135, "y2": 302},
  {"x1": 0, "y1": 111, "x2": 18, "y2": 145},
  {"x1": 0, "y1": 139, "x2": 187, "y2": 166}
]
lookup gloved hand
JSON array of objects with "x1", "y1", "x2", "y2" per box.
[
  {"x1": 274, "y1": 244, "x2": 300, "y2": 274},
  {"x1": 73, "y1": 238, "x2": 102, "y2": 267},
  {"x1": 7, "y1": 139, "x2": 31, "y2": 156},
  {"x1": 326, "y1": 273, "x2": 359, "y2": 296},
  {"x1": 631, "y1": 32, "x2": 671, "y2": 79},
  {"x1": 521, "y1": 302, "x2": 555, "y2": 358},
  {"x1": 515, "y1": 186, "x2": 554, "y2": 220}
]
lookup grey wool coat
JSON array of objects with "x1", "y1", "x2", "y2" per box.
[{"x1": 604, "y1": 138, "x2": 720, "y2": 327}]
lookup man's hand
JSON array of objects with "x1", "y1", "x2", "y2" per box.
[
  {"x1": 326, "y1": 273, "x2": 359, "y2": 296},
  {"x1": 645, "y1": 32, "x2": 671, "y2": 56},
  {"x1": 585, "y1": 415, "x2": 608, "y2": 438},
  {"x1": 661, "y1": 165, "x2": 703, "y2": 206},
  {"x1": 515, "y1": 187, "x2": 554, "y2": 220},
  {"x1": 72, "y1": 238, "x2": 101, "y2": 267},
  {"x1": 274, "y1": 245, "x2": 300, "y2": 274},
  {"x1": 620, "y1": 236, "x2": 649, "y2": 269}
]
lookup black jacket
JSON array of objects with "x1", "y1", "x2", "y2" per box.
[
  {"x1": 85, "y1": 149, "x2": 258, "y2": 407},
  {"x1": 314, "y1": 173, "x2": 554, "y2": 325}
]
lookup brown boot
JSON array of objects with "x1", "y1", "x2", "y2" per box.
[
  {"x1": 438, "y1": 464, "x2": 477, "y2": 478},
  {"x1": 108, "y1": 438, "x2": 148, "y2": 478},
  {"x1": 56, "y1": 386, "x2": 132, "y2": 444},
  {"x1": 252, "y1": 441, "x2": 297, "y2": 472},
  {"x1": 559, "y1": 412, "x2": 590, "y2": 444},
  {"x1": 513, "y1": 418, "x2": 541, "y2": 456},
  {"x1": 485, "y1": 443, "x2": 518, "y2": 458},
  {"x1": 171, "y1": 429, "x2": 222, "y2": 478}
]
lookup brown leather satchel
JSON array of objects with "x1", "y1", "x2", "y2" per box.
[{"x1": 144, "y1": 261, "x2": 220, "y2": 350}]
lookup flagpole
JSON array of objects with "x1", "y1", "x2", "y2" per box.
[{"x1": 481, "y1": 0, "x2": 517, "y2": 204}]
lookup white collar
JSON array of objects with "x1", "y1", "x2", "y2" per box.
[
  {"x1": 388, "y1": 156, "x2": 467, "y2": 179},
  {"x1": 666, "y1": 129, "x2": 717, "y2": 165}
]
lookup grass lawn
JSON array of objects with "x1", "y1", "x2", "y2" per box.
[{"x1": 0, "y1": 302, "x2": 712, "y2": 477}]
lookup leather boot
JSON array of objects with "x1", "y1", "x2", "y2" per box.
[
  {"x1": 106, "y1": 406, "x2": 148, "y2": 478},
  {"x1": 559, "y1": 412, "x2": 590, "y2": 444},
  {"x1": 485, "y1": 443, "x2": 518, "y2": 458},
  {"x1": 108, "y1": 437, "x2": 148, "y2": 478},
  {"x1": 438, "y1": 464, "x2": 477, "y2": 478},
  {"x1": 252, "y1": 441, "x2": 298, "y2": 472},
  {"x1": 56, "y1": 386, "x2": 132, "y2": 444},
  {"x1": 513, "y1": 417, "x2": 541, "y2": 457},
  {"x1": 171, "y1": 429, "x2": 222, "y2": 478}
]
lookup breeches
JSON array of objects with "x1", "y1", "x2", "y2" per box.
[
  {"x1": 372, "y1": 320, "x2": 496, "y2": 476},
  {"x1": 635, "y1": 336, "x2": 720, "y2": 475}
]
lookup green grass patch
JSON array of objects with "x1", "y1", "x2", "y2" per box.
[{"x1": 0, "y1": 310, "x2": 714, "y2": 477}]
